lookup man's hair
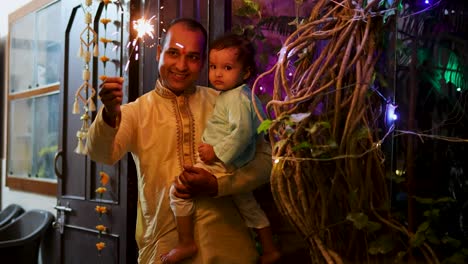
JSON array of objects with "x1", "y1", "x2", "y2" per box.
[
  {"x1": 160, "y1": 18, "x2": 208, "y2": 55},
  {"x1": 210, "y1": 33, "x2": 257, "y2": 79}
]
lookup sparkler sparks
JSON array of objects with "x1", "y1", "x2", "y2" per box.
[
  {"x1": 124, "y1": 5, "x2": 165, "y2": 72},
  {"x1": 125, "y1": 15, "x2": 157, "y2": 71},
  {"x1": 133, "y1": 16, "x2": 156, "y2": 39}
]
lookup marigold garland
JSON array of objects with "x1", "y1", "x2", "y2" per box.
[
  {"x1": 73, "y1": 0, "x2": 120, "y2": 257},
  {"x1": 96, "y1": 242, "x2": 106, "y2": 251},
  {"x1": 95, "y1": 171, "x2": 110, "y2": 256},
  {"x1": 95, "y1": 205, "x2": 108, "y2": 215}
]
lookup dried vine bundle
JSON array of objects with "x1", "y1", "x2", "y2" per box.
[{"x1": 252, "y1": 0, "x2": 437, "y2": 262}]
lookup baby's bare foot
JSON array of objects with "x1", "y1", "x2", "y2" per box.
[
  {"x1": 260, "y1": 250, "x2": 281, "y2": 264},
  {"x1": 160, "y1": 243, "x2": 198, "y2": 264}
]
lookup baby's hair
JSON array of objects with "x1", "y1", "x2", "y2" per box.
[{"x1": 210, "y1": 33, "x2": 257, "y2": 79}]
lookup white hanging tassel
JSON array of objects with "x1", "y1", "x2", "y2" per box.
[
  {"x1": 78, "y1": 44, "x2": 84, "y2": 58},
  {"x1": 74, "y1": 132, "x2": 85, "y2": 155},
  {"x1": 73, "y1": 97, "x2": 80, "y2": 114},
  {"x1": 93, "y1": 43, "x2": 99, "y2": 57},
  {"x1": 82, "y1": 120, "x2": 90, "y2": 131},
  {"x1": 88, "y1": 99, "x2": 96, "y2": 112},
  {"x1": 81, "y1": 132, "x2": 88, "y2": 155}
]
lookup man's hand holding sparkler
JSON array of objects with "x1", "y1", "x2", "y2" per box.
[{"x1": 99, "y1": 76, "x2": 124, "y2": 128}]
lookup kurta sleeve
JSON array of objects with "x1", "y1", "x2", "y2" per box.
[
  {"x1": 216, "y1": 136, "x2": 272, "y2": 196},
  {"x1": 86, "y1": 106, "x2": 135, "y2": 165},
  {"x1": 213, "y1": 97, "x2": 254, "y2": 165}
]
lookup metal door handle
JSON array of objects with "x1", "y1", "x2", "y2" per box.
[
  {"x1": 54, "y1": 150, "x2": 63, "y2": 179},
  {"x1": 53, "y1": 202, "x2": 72, "y2": 234}
]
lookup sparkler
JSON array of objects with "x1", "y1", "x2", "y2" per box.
[{"x1": 125, "y1": 14, "x2": 158, "y2": 71}]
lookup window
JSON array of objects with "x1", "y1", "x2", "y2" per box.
[{"x1": 6, "y1": 0, "x2": 61, "y2": 195}]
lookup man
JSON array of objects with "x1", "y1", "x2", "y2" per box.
[{"x1": 86, "y1": 18, "x2": 272, "y2": 263}]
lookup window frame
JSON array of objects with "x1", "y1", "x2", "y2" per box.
[{"x1": 6, "y1": 0, "x2": 61, "y2": 196}]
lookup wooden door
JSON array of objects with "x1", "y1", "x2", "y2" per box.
[{"x1": 54, "y1": 1, "x2": 137, "y2": 263}]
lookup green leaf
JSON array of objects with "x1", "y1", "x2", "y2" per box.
[
  {"x1": 235, "y1": 0, "x2": 260, "y2": 17},
  {"x1": 305, "y1": 121, "x2": 331, "y2": 135},
  {"x1": 416, "y1": 221, "x2": 430, "y2": 233},
  {"x1": 442, "y1": 252, "x2": 467, "y2": 264},
  {"x1": 435, "y1": 197, "x2": 456, "y2": 204},
  {"x1": 291, "y1": 142, "x2": 312, "y2": 151},
  {"x1": 423, "y1": 208, "x2": 440, "y2": 218},
  {"x1": 257, "y1": 119, "x2": 273, "y2": 134},
  {"x1": 442, "y1": 236, "x2": 461, "y2": 248},
  {"x1": 346, "y1": 212, "x2": 369, "y2": 230},
  {"x1": 273, "y1": 139, "x2": 287, "y2": 153},
  {"x1": 305, "y1": 124, "x2": 318, "y2": 134},
  {"x1": 411, "y1": 231, "x2": 426, "y2": 247},
  {"x1": 367, "y1": 221, "x2": 382, "y2": 233},
  {"x1": 368, "y1": 235, "x2": 395, "y2": 255},
  {"x1": 414, "y1": 196, "x2": 434, "y2": 204},
  {"x1": 327, "y1": 140, "x2": 338, "y2": 148},
  {"x1": 320, "y1": 121, "x2": 331, "y2": 129},
  {"x1": 426, "y1": 230, "x2": 440, "y2": 245}
]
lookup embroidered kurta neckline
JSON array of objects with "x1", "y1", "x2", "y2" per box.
[{"x1": 154, "y1": 80, "x2": 196, "y2": 98}]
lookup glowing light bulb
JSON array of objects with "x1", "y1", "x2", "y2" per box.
[
  {"x1": 385, "y1": 102, "x2": 398, "y2": 126},
  {"x1": 274, "y1": 159, "x2": 280, "y2": 164}
]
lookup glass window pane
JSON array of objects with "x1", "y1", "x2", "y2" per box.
[
  {"x1": 9, "y1": 13, "x2": 35, "y2": 93},
  {"x1": 32, "y1": 93, "x2": 59, "y2": 179},
  {"x1": 36, "y1": 1, "x2": 62, "y2": 86},
  {"x1": 8, "y1": 93, "x2": 59, "y2": 180},
  {"x1": 7, "y1": 98, "x2": 33, "y2": 176}
]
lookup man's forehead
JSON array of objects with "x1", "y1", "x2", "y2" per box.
[
  {"x1": 165, "y1": 25, "x2": 204, "y2": 51},
  {"x1": 167, "y1": 38, "x2": 203, "y2": 54}
]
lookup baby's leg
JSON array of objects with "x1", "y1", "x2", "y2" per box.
[
  {"x1": 255, "y1": 227, "x2": 281, "y2": 264},
  {"x1": 161, "y1": 215, "x2": 198, "y2": 264},
  {"x1": 161, "y1": 185, "x2": 198, "y2": 264},
  {"x1": 232, "y1": 192, "x2": 281, "y2": 264}
]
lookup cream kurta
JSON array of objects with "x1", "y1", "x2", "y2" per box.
[{"x1": 86, "y1": 81, "x2": 272, "y2": 264}]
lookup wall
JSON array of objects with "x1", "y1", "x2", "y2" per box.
[{"x1": 1, "y1": 0, "x2": 56, "y2": 212}]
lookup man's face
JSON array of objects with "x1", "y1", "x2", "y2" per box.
[{"x1": 157, "y1": 23, "x2": 205, "y2": 95}]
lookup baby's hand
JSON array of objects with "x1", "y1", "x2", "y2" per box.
[{"x1": 198, "y1": 143, "x2": 216, "y2": 164}]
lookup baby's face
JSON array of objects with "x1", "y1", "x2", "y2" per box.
[{"x1": 208, "y1": 47, "x2": 249, "y2": 91}]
